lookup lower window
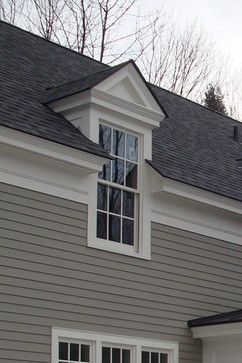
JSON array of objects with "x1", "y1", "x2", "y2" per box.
[{"x1": 53, "y1": 329, "x2": 178, "y2": 363}]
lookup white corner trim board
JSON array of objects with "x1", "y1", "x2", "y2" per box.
[{"x1": 52, "y1": 327, "x2": 179, "y2": 363}]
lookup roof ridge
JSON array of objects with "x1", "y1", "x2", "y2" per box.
[
  {"x1": 0, "y1": 19, "x2": 109, "y2": 69},
  {"x1": 149, "y1": 82, "x2": 242, "y2": 125}
]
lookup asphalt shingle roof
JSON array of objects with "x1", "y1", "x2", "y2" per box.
[
  {"x1": 0, "y1": 20, "x2": 110, "y2": 159},
  {"x1": 149, "y1": 85, "x2": 242, "y2": 202},
  {"x1": 45, "y1": 61, "x2": 131, "y2": 103},
  {"x1": 0, "y1": 20, "x2": 242, "y2": 202},
  {"x1": 188, "y1": 308, "x2": 242, "y2": 328}
]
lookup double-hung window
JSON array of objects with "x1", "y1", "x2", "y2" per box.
[{"x1": 97, "y1": 123, "x2": 139, "y2": 247}]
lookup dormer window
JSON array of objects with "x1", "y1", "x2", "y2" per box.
[{"x1": 97, "y1": 123, "x2": 139, "y2": 247}]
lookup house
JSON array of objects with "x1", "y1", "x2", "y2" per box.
[{"x1": 0, "y1": 19, "x2": 242, "y2": 363}]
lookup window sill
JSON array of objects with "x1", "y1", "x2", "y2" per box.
[{"x1": 88, "y1": 237, "x2": 151, "y2": 260}]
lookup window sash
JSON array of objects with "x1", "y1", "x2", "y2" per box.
[
  {"x1": 97, "y1": 123, "x2": 140, "y2": 246},
  {"x1": 97, "y1": 182, "x2": 139, "y2": 245},
  {"x1": 98, "y1": 123, "x2": 140, "y2": 191}
]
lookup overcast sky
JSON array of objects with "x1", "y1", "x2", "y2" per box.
[{"x1": 138, "y1": 0, "x2": 242, "y2": 70}]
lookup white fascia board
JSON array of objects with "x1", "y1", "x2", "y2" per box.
[
  {"x1": 148, "y1": 166, "x2": 242, "y2": 215},
  {"x1": 0, "y1": 125, "x2": 107, "y2": 174},
  {"x1": 49, "y1": 89, "x2": 162, "y2": 129},
  {"x1": 191, "y1": 322, "x2": 242, "y2": 339},
  {"x1": 48, "y1": 90, "x2": 91, "y2": 114}
]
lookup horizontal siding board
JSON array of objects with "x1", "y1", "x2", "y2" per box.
[
  {"x1": 0, "y1": 182, "x2": 85, "y2": 211},
  {"x1": 0, "y1": 342, "x2": 50, "y2": 360},
  {"x1": 152, "y1": 223, "x2": 242, "y2": 253},
  {"x1": 1, "y1": 237, "x2": 242, "y2": 295},
  {"x1": 0, "y1": 311, "x2": 190, "y2": 341},
  {"x1": 1, "y1": 349, "x2": 49, "y2": 362},
  {"x1": 2, "y1": 274, "x2": 236, "y2": 315},
  {"x1": 0, "y1": 219, "x2": 87, "y2": 240},
  {"x1": 0, "y1": 301, "x2": 190, "y2": 333},
  {"x1": 0, "y1": 285, "x2": 218, "y2": 321},
  {"x1": 152, "y1": 234, "x2": 242, "y2": 268},
  {"x1": 0, "y1": 190, "x2": 87, "y2": 216},
  {"x1": 2, "y1": 235, "x2": 242, "y2": 292},
  {"x1": 0, "y1": 227, "x2": 87, "y2": 247},
  {"x1": 1, "y1": 183, "x2": 242, "y2": 363},
  {"x1": 0, "y1": 201, "x2": 87, "y2": 225},
  {"x1": 151, "y1": 241, "x2": 242, "y2": 275},
  {"x1": 1, "y1": 255, "x2": 242, "y2": 308},
  {"x1": 1, "y1": 249, "x2": 242, "y2": 305},
  {"x1": 0, "y1": 322, "x2": 50, "y2": 335},
  {"x1": 0, "y1": 209, "x2": 85, "y2": 235}
]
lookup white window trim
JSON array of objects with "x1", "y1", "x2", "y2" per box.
[
  {"x1": 52, "y1": 328, "x2": 178, "y2": 363},
  {"x1": 87, "y1": 119, "x2": 151, "y2": 260}
]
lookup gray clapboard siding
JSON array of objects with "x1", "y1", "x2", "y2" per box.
[{"x1": 1, "y1": 183, "x2": 242, "y2": 363}]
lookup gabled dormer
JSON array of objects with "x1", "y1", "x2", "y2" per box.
[{"x1": 47, "y1": 60, "x2": 165, "y2": 259}]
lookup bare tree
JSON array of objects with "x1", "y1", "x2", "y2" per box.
[
  {"x1": 137, "y1": 19, "x2": 215, "y2": 98},
  {"x1": 0, "y1": 0, "x2": 241, "y2": 118},
  {"x1": 0, "y1": 0, "x2": 25, "y2": 23},
  {"x1": 24, "y1": 0, "x2": 66, "y2": 41}
]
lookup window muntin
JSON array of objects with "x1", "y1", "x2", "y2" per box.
[
  {"x1": 97, "y1": 124, "x2": 139, "y2": 246},
  {"x1": 59, "y1": 341, "x2": 90, "y2": 363},
  {"x1": 98, "y1": 124, "x2": 138, "y2": 187},
  {"x1": 102, "y1": 346, "x2": 132, "y2": 363},
  {"x1": 141, "y1": 351, "x2": 168, "y2": 363}
]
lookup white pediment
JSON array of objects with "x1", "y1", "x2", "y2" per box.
[
  {"x1": 108, "y1": 77, "x2": 146, "y2": 106},
  {"x1": 94, "y1": 62, "x2": 164, "y2": 115}
]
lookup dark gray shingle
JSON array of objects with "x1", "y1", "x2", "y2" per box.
[
  {"x1": 0, "y1": 20, "x2": 110, "y2": 158},
  {"x1": 149, "y1": 86, "x2": 242, "y2": 202}
]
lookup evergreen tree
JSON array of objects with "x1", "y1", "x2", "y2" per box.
[{"x1": 203, "y1": 83, "x2": 227, "y2": 115}]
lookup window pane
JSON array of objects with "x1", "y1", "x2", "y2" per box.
[
  {"x1": 113, "y1": 129, "x2": 125, "y2": 157},
  {"x1": 123, "y1": 191, "x2": 134, "y2": 218},
  {"x1": 70, "y1": 343, "x2": 79, "y2": 361},
  {"x1": 126, "y1": 162, "x2": 137, "y2": 189},
  {"x1": 99, "y1": 124, "x2": 111, "y2": 152},
  {"x1": 97, "y1": 212, "x2": 107, "y2": 239},
  {"x1": 99, "y1": 160, "x2": 111, "y2": 181},
  {"x1": 142, "y1": 351, "x2": 150, "y2": 363},
  {"x1": 112, "y1": 158, "x2": 124, "y2": 185},
  {"x1": 109, "y1": 187, "x2": 121, "y2": 215},
  {"x1": 151, "y1": 352, "x2": 158, "y2": 363},
  {"x1": 122, "y1": 218, "x2": 134, "y2": 245},
  {"x1": 126, "y1": 134, "x2": 138, "y2": 161},
  {"x1": 102, "y1": 347, "x2": 111, "y2": 363},
  {"x1": 81, "y1": 345, "x2": 90, "y2": 362},
  {"x1": 109, "y1": 215, "x2": 121, "y2": 243},
  {"x1": 112, "y1": 348, "x2": 121, "y2": 363},
  {"x1": 59, "y1": 342, "x2": 68, "y2": 360},
  {"x1": 122, "y1": 349, "x2": 130, "y2": 363},
  {"x1": 160, "y1": 354, "x2": 168, "y2": 363},
  {"x1": 97, "y1": 184, "x2": 108, "y2": 211}
]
